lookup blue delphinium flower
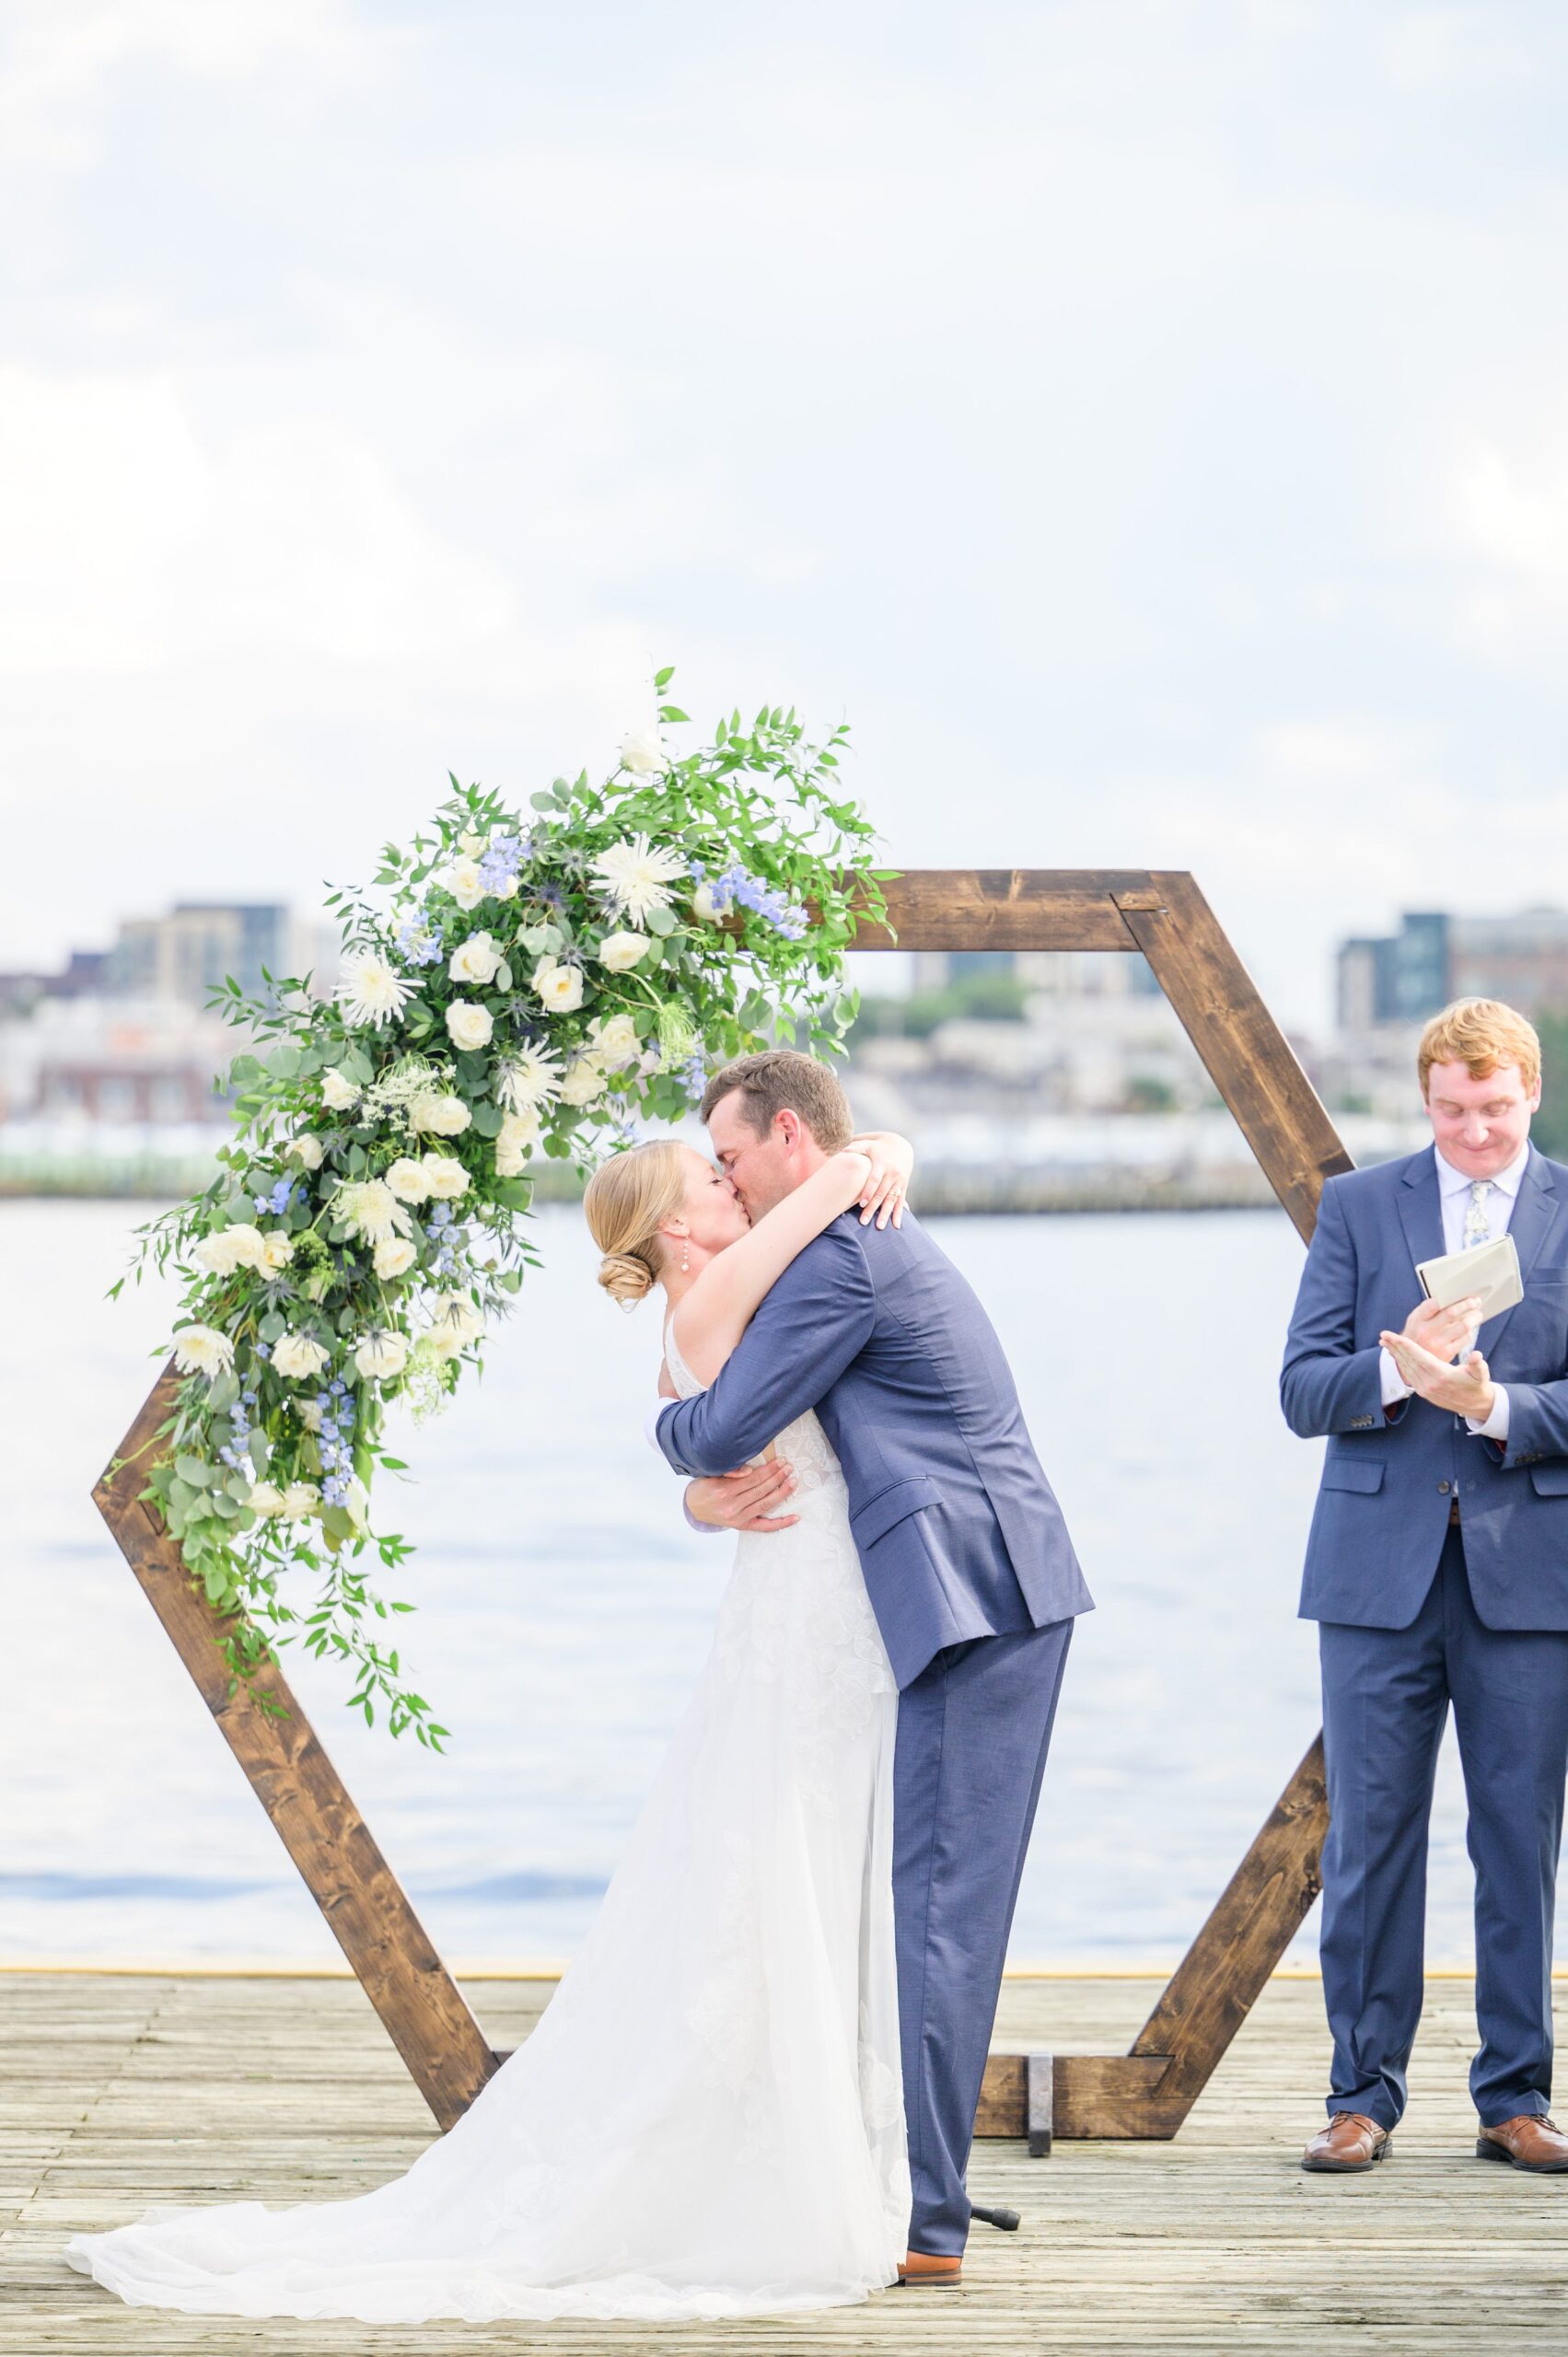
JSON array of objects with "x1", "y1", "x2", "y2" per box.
[
  {"x1": 397, "y1": 914, "x2": 446, "y2": 968},
  {"x1": 703, "y1": 862, "x2": 807, "y2": 940}
]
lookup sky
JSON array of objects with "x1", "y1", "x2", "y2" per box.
[{"x1": 3, "y1": 0, "x2": 1567, "y2": 1029}]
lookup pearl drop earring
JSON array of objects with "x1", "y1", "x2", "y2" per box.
[{"x1": 680, "y1": 1240, "x2": 691, "y2": 1272}]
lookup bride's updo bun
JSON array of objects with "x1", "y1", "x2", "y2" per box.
[{"x1": 584, "y1": 1140, "x2": 689, "y2": 1311}]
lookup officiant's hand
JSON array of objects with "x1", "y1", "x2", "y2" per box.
[
  {"x1": 1399, "y1": 1293, "x2": 1484, "y2": 1364},
  {"x1": 685, "y1": 1462, "x2": 799, "y2": 1534},
  {"x1": 1378, "y1": 1328, "x2": 1497, "y2": 1420}
]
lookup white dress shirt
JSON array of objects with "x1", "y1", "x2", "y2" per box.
[{"x1": 1378, "y1": 1140, "x2": 1530, "y2": 1442}]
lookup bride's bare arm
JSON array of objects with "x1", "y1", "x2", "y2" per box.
[{"x1": 671, "y1": 1132, "x2": 913, "y2": 1387}]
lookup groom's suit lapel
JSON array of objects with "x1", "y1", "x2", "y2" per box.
[{"x1": 1484, "y1": 1147, "x2": 1562, "y2": 1353}]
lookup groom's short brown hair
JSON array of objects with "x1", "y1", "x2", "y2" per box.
[{"x1": 701, "y1": 1050, "x2": 854, "y2": 1151}]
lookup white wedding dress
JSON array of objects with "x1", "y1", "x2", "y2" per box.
[{"x1": 64, "y1": 1323, "x2": 908, "y2": 2323}]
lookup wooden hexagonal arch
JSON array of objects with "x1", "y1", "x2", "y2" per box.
[{"x1": 95, "y1": 870, "x2": 1348, "y2": 2142}]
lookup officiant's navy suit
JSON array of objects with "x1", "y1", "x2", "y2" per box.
[
  {"x1": 1282, "y1": 1142, "x2": 1568, "y2": 2130},
  {"x1": 656, "y1": 1210, "x2": 1091, "y2": 2254}
]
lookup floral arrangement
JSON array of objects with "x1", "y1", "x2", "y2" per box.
[{"x1": 113, "y1": 676, "x2": 887, "y2": 1747}]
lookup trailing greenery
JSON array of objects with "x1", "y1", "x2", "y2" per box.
[{"x1": 109, "y1": 676, "x2": 888, "y2": 1747}]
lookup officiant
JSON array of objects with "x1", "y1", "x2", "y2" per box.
[{"x1": 1281, "y1": 998, "x2": 1568, "y2": 2176}]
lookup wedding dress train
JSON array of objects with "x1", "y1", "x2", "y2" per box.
[{"x1": 64, "y1": 1325, "x2": 908, "y2": 2322}]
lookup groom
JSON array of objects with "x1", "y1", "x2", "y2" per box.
[{"x1": 655, "y1": 1050, "x2": 1093, "y2": 2282}]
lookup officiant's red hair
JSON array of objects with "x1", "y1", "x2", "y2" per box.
[{"x1": 1417, "y1": 999, "x2": 1540, "y2": 1097}]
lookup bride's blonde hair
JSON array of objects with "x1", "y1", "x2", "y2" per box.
[{"x1": 583, "y1": 1140, "x2": 689, "y2": 1307}]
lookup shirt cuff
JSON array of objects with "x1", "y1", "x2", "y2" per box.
[
  {"x1": 1467, "y1": 1384, "x2": 1511, "y2": 1442},
  {"x1": 1379, "y1": 1347, "x2": 1412, "y2": 1409}
]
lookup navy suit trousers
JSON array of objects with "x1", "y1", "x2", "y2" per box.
[
  {"x1": 1319, "y1": 1521, "x2": 1568, "y2": 2129},
  {"x1": 893, "y1": 1620, "x2": 1073, "y2": 2252}
]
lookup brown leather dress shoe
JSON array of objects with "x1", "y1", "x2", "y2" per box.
[
  {"x1": 897, "y1": 2251, "x2": 963, "y2": 2286},
  {"x1": 1477, "y1": 2114, "x2": 1568, "y2": 2172},
  {"x1": 1301, "y1": 2113, "x2": 1391, "y2": 2172}
]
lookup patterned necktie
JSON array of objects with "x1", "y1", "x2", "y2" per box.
[{"x1": 1464, "y1": 1179, "x2": 1493, "y2": 1249}]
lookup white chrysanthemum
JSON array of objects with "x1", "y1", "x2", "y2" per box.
[
  {"x1": 619, "y1": 727, "x2": 668, "y2": 776},
  {"x1": 496, "y1": 1046, "x2": 563, "y2": 1110},
  {"x1": 374, "y1": 1235, "x2": 418, "y2": 1278},
  {"x1": 320, "y1": 1067, "x2": 362, "y2": 1111},
  {"x1": 446, "y1": 999, "x2": 494, "y2": 1051},
  {"x1": 495, "y1": 1107, "x2": 541, "y2": 1176},
  {"x1": 532, "y1": 958, "x2": 585, "y2": 1013},
  {"x1": 288, "y1": 1132, "x2": 325, "y2": 1170},
  {"x1": 355, "y1": 1331, "x2": 410, "y2": 1382},
  {"x1": 171, "y1": 1324, "x2": 234, "y2": 1377},
  {"x1": 446, "y1": 856, "x2": 486, "y2": 910},
  {"x1": 248, "y1": 1480, "x2": 286, "y2": 1518},
  {"x1": 272, "y1": 1331, "x2": 331, "y2": 1381},
  {"x1": 337, "y1": 1178, "x2": 412, "y2": 1245},
  {"x1": 422, "y1": 1154, "x2": 470, "y2": 1201},
  {"x1": 559, "y1": 1057, "x2": 609, "y2": 1107},
  {"x1": 281, "y1": 1480, "x2": 321, "y2": 1520},
  {"x1": 590, "y1": 831, "x2": 685, "y2": 923},
  {"x1": 259, "y1": 1229, "x2": 295, "y2": 1271},
  {"x1": 386, "y1": 1155, "x2": 433, "y2": 1203},
  {"x1": 338, "y1": 949, "x2": 415, "y2": 1030},
  {"x1": 447, "y1": 931, "x2": 503, "y2": 986},
  {"x1": 587, "y1": 1011, "x2": 640, "y2": 1070},
  {"x1": 597, "y1": 930, "x2": 650, "y2": 973},
  {"x1": 192, "y1": 1223, "x2": 267, "y2": 1276},
  {"x1": 407, "y1": 1092, "x2": 472, "y2": 1136}
]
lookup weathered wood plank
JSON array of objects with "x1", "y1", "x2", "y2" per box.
[
  {"x1": 92, "y1": 1373, "x2": 498, "y2": 2132},
  {"x1": 851, "y1": 870, "x2": 1155, "y2": 952}
]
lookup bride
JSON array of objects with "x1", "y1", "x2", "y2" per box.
[{"x1": 64, "y1": 1126, "x2": 917, "y2": 2323}]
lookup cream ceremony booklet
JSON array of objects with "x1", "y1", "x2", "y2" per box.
[{"x1": 1415, "y1": 1232, "x2": 1524, "y2": 1325}]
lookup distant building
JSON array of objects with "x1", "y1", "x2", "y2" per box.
[
  {"x1": 911, "y1": 948, "x2": 1161, "y2": 997},
  {"x1": 101, "y1": 902, "x2": 292, "y2": 1008},
  {"x1": 1335, "y1": 907, "x2": 1568, "y2": 1033}
]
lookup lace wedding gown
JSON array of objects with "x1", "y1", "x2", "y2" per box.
[{"x1": 64, "y1": 1323, "x2": 908, "y2": 2323}]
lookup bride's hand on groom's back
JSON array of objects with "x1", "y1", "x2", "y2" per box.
[
  {"x1": 846, "y1": 1132, "x2": 913, "y2": 1228},
  {"x1": 684, "y1": 1461, "x2": 799, "y2": 1534}
]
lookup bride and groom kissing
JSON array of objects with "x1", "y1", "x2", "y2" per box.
[{"x1": 65, "y1": 1048, "x2": 1091, "y2": 2324}]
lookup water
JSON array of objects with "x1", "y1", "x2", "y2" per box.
[{"x1": 0, "y1": 1200, "x2": 1514, "y2": 1969}]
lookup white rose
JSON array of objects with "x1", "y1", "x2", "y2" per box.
[
  {"x1": 354, "y1": 1331, "x2": 410, "y2": 1382},
  {"x1": 408, "y1": 1092, "x2": 472, "y2": 1136},
  {"x1": 281, "y1": 1480, "x2": 321, "y2": 1520},
  {"x1": 588, "y1": 1011, "x2": 641, "y2": 1070},
  {"x1": 446, "y1": 1000, "x2": 494, "y2": 1051},
  {"x1": 691, "y1": 881, "x2": 722, "y2": 923},
  {"x1": 532, "y1": 958, "x2": 585, "y2": 1013},
  {"x1": 320, "y1": 1067, "x2": 362, "y2": 1111},
  {"x1": 421, "y1": 1154, "x2": 470, "y2": 1201},
  {"x1": 292, "y1": 1398, "x2": 323, "y2": 1434},
  {"x1": 374, "y1": 1235, "x2": 418, "y2": 1279},
  {"x1": 259, "y1": 1229, "x2": 296, "y2": 1271},
  {"x1": 273, "y1": 1331, "x2": 331, "y2": 1381},
  {"x1": 457, "y1": 829, "x2": 487, "y2": 854},
  {"x1": 489, "y1": 872, "x2": 518, "y2": 900},
  {"x1": 620, "y1": 725, "x2": 668, "y2": 774},
  {"x1": 559, "y1": 1058, "x2": 608, "y2": 1106},
  {"x1": 447, "y1": 931, "x2": 503, "y2": 986},
  {"x1": 193, "y1": 1224, "x2": 265, "y2": 1275},
  {"x1": 248, "y1": 1480, "x2": 286, "y2": 1518},
  {"x1": 288, "y1": 1132, "x2": 325, "y2": 1171},
  {"x1": 597, "y1": 931, "x2": 650, "y2": 973},
  {"x1": 495, "y1": 1108, "x2": 540, "y2": 1176},
  {"x1": 387, "y1": 1155, "x2": 433, "y2": 1203},
  {"x1": 171, "y1": 1324, "x2": 234, "y2": 1377},
  {"x1": 447, "y1": 856, "x2": 487, "y2": 910}
]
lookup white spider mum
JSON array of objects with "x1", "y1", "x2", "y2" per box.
[
  {"x1": 589, "y1": 833, "x2": 687, "y2": 927},
  {"x1": 337, "y1": 949, "x2": 414, "y2": 1030},
  {"x1": 335, "y1": 1178, "x2": 412, "y2": 1246},
  {"x1": 496, "y1": 1044, "x2": 564, "y2": 1112}
]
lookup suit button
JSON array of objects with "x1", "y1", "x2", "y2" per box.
[{"x1": 1437, "y1": 1480, "x2": 1451, "y2": 1494}]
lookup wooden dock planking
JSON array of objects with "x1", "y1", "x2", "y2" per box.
[{"x1": 6, "y1": 1972, "x2": 1568, "y2": 2351}]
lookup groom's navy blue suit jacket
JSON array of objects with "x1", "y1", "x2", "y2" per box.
[
  {"x1": 655, "y1": 1210, "x2": 1092, "y2": 1689},
  {"x1": 1283, "y1": 1142, "x2": 1568, "y2": 1630}
]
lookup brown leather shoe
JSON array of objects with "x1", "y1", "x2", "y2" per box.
[
  {"x1": 897, "y1": 2251, "x2": 963, "y2": 2286},
  {"x1": 1301, "y1": 2112, "x2": 1391, "y2": 2172},
  {"x1": 1477, "y1": 2114, "x2": 1568, "y2": 2172}
]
